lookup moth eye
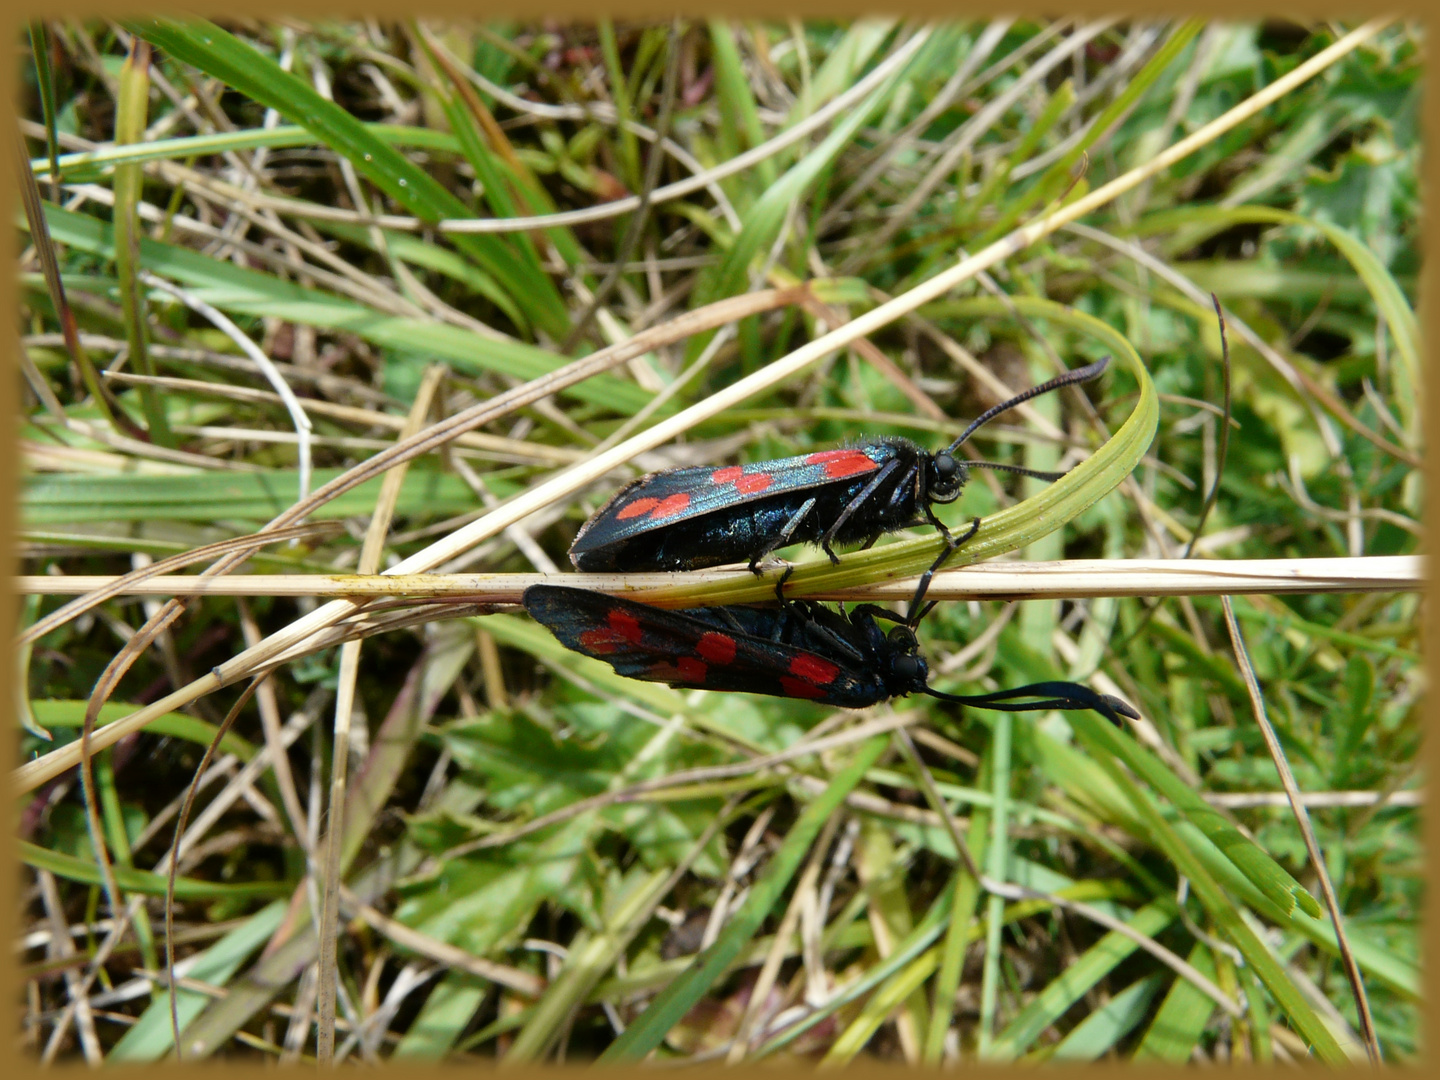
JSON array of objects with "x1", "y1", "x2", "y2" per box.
[
  {"x1": 892, "y1": 654, "x2": 925, "y2": 682},
  {"x1": 929, "y1": 454, "x2": 964, "y2": 495}
]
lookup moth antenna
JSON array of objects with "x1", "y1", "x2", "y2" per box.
[
  {"x1": 922, "y1": 680, "x2": 1138, "y2": 725},
  {"x1": 966, "y1": 461, "x2": 1070, "y2": 482},
  {"x1": 946, "y1": 356, "x2": 1110, "y2": 454}
]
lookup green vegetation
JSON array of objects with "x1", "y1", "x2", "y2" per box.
[{"x1": 18, "y1": 17, "x2": 1420, "y2": 1065}]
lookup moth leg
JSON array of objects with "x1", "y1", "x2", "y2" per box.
[
  {"x1": 772, "y1": 564, "x2": 795, "y2": 606},
  {"x1": 803, "y1": 619, "x2": 868, "y2": 664},
  {"x1": 858, "y1": 603, "x2": 909, "y2": 627},
  {"x1": 715, "y1": 608, "x2": 750, "y2": 634},
  {"x1": 921, "y1": 497, "x2": 956, "y2": 546},
  {"x1": 907, "y1": 516, "x2": 981, "y2": 625},
  {"x1": 819, "y1": 458, "x2": 905, "y2": 562},
  {"x1": 748, "y1": 497, "x2": 818, "y2": 574}
]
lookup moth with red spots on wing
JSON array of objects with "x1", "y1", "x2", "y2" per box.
[
  {"x1": 568, "y1": 358, "x2": 1113, "y2": 619},
  {"x1": 522, "y1": 585, "x2": 1138, "y2": 721}
]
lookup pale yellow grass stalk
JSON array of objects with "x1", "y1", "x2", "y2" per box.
[{"x1": 15, "y1": 556, "x2": 1422, "y2": 602}]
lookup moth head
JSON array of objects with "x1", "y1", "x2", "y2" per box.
[
  {"x1": 885, "y1": 626, "x2": 929, "y2": 692},
  {"x1": 926, "y1": 452, "x2": 969, "y2": 504}
]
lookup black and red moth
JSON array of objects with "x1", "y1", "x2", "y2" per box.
[
  {"x1": 569, "y1": 357, "x2": 1111, "y2": 580},
  {"x1": 522, "y1": 584, "x2": 1138, "y2": 721}
]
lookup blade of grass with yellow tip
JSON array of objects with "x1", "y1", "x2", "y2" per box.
[{"x1": 635, "y1": 297, "x2": 1158, "y2": 609}]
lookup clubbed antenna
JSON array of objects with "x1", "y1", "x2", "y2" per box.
[
  {"x1": 923, "y1": 679, "x2": 1138, "y2": 726},
  {"x1": 945, "y1": 356, "x2": 1111, "y2": 455}
]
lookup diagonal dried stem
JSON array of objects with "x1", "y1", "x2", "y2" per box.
[{"x1": 1220, "y1": 596, "x2": 1381, "y2": 1063}]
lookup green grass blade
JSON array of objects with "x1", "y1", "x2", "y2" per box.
[
  {"x1": 599, "y1": 20, "x2": 643, "y2": 189},
  {"x1": 988, "y1": 902, "x2": 1174, "y2": 1060},
  {"x1": 112, "y1": 39, "x2": 170, "y2": 445},
  {"x1": 391, "y1": 973, "x2": 487, "y2": 1060},
  {"x1": 504, "y1": 867, "x2": 671, "y2": 1062},
  {"x1": 29, "y1": 700, "x2": 258, "y2": 761},
  {"x1": 707, "y1": 21, "x2": 774, "y2": 192},
  {"x1": 1045, "y1": 972, "x2": 1167, "y2": 1062},
  {"x1": 33, "y1": 204, "x2": 650, "y2": 414},
  {"x1": 108, "y1": 901, "x2": 288, "y2": 1061},
  {"x1": 821, "y1": 947, "x2": 939, "y2": 1065},
  {"x1": 26, "y1": 22, "x2": 62, "y2": 183},
  {"x1": 1134, "y1": 943, "x2": 1220, "y2": 1062},
  {"x1": 687, "y1": 32, "x2": 917, "y2": 345},
  {"x1": 20, "y1": 840, "x2": 290, "y2": 900},
  {"x1": 1066, "y1": 723, "x2": 1348, "y2": 1062},
  {"x1": 29, "y1": 123, "x2": 463, "y2": 179},
  {"x1": 119, "y1": 17, "x2": 571, "y2": 338},
  {"x1": 976, "y1": 20, "x2": 1205, "y2": 251},
  {"x1": 1071, "y1": 713, "x2": 1320, "y2": 918},
  {"x1": 1145, "y1": 203, "x2": 1419, "y2": 431},
  {"x1": 23, "y1": 468, "x2": 489, "y2": 526},
  {"x1": 789, "y1": 18, "x2": 898, "y2": 121},
  {"x1": 596, "y1": 734, "x2": 888, "y2": 1063}
]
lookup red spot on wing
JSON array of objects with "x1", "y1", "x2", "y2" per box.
[
  {"x1": 677, "y1": 657, "x2": 707, "y2": 682},
  {"x1": 617, "y1": 497, "x2": 659, "y2": 520},
  {"x1": 578, "y1": 628, "x2": 625, "y2": 654},
  {"x1": 779, "y1": 676, "x2": 828, "y2": 700},
  {"x1": 710, "y1": 466, "x2": 771, "y2": 495},
  {"x1": 734, "y1": 473, "x2": 772, "y2": 495},
  {"x1": 606, "y1": 608, "x2": 645, "y2": 644},
  {"x1": 806, "y1": 449, "x2": 878, "y2": 479},
  {"x1": 788, "y1": 654, "x2": 840, "y2": 685},
  {"x1": 649, "y1": 493, "x2": 692, "y2": 519},
  {"x1": 696, "y1": 632, "x2": 738, "y2": 664}
]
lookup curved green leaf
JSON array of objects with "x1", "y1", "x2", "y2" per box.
[
  {"x1": 643, "y1": 296, "x2": 1158, "y2": 609},
  {"x1": 20, "y1": 840, "x2": 290, "y2": 899},
  {"x1": 29, "y1": 700, "x2": 258, "y2": 761}
]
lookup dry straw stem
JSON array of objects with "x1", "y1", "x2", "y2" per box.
[
  {"x1": 12, "y1": 18, "x2": 1392, "y2": 797},
  {"x1": 1221, "y1": 596, "x2": 1381, "y2": 1062},
  {"x1": 16, "y1": 556, "x2": 1422, "y2": 603},
  {"x1": 315, "y1": 366, "x2": 445, "y2": 1063}
]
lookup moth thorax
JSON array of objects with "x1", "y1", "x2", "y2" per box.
[{"x1": 927, "y1": 452, "x2": 968, "y2": 503}]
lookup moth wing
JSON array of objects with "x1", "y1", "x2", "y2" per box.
[
  {"x1": 569, "y1": 449, "x2": 883, "y2": 552},
  {"x1": 523, "y1": 586, "x2": 884, "y2": 706}
]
